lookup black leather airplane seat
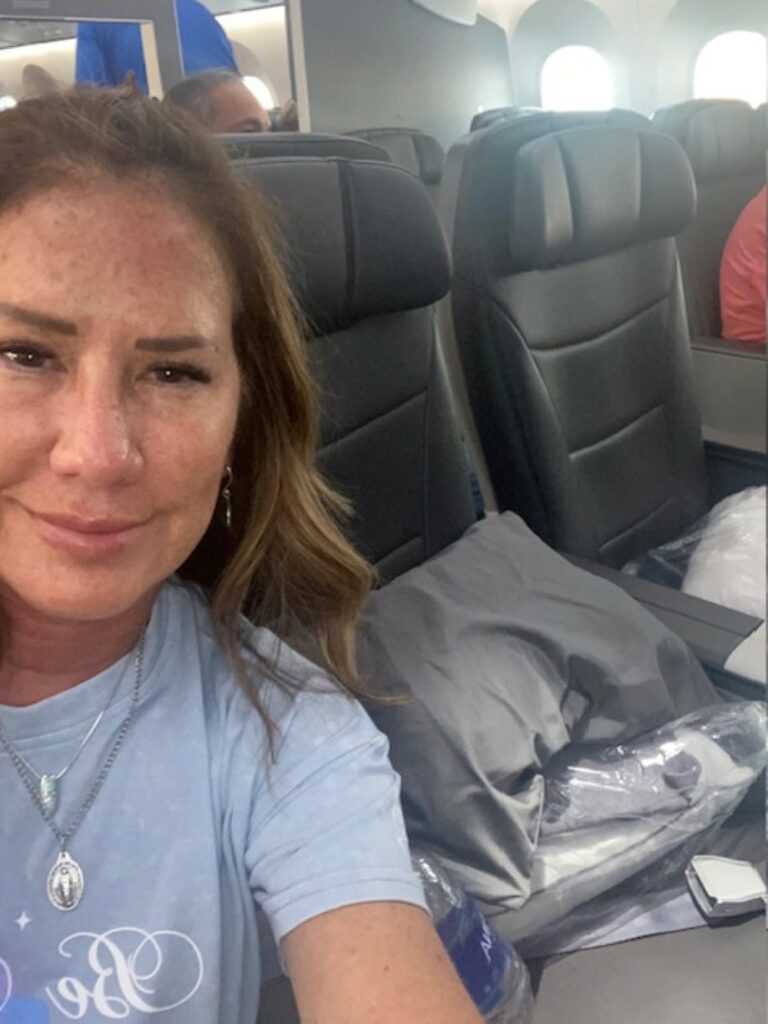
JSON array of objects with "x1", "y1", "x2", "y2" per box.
[
  {"x1": 234, "y1": 154, "x2": 475, "y2": 583},
  {"x1": 448, "y1": 112, "x2": 710, "y2": 566},
  {"x1": 345, "y1": 127, "x2": 445, "y2": 199},
  {"x1": 652, "y1": 99, "x2": 765, "y2": 341},
  {"x1": 217, "y1": 130, "x2": 390, "y2": 164},
  {"x1": 433, "y1": 108, "x2": 658, "y2": 517}
]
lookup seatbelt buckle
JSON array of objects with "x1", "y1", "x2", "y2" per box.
[{"x1": 686, "y1": 855, "x2": 767, "y2": 920}]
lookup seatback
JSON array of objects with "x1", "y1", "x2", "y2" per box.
[
  {"x1": 234, "y1": 155, "x2": 476, "y2": 583},
  {"x1": 345, "y1": 128, "x2": 445, "y2": 201},
  {"x1": 450, "y1": 113, "x2": 709, "y2": 567},
  {"x1": 652, "y1": 100, "x2": 765, "y2": 340},
  {"x1": 217, "y1": 131, "x2": 390, "y2": 163},
  {"x1": 433, "y1": 109, "x2": 655, "y2": 515}
]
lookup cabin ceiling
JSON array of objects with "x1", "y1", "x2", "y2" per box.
[{"x1": 0, "y1": 0, "x2": 281, "y2": 49}]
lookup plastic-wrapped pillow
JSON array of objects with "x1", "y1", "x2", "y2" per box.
[
  {"x1": 496, "y1": 702, "x2": 765, "y2": 942},
  {"x1": 682, "y1": 487, "x2": 765, "y2": 619},
  {"x1": 625, "y1": 486, "x2": 766, "y2": 619}
]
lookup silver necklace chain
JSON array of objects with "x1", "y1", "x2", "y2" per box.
[
  {"x1": 0, "y1": 630, "x2": 146, "y2": 910},
  {"x1": 7, "y1": 652, "x2": 131, "y2": 799}
]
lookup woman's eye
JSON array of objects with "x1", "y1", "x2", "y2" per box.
[
  {"x1": 0, "y1": 344, "x2": 55, "y2": 370},
  {"x1": 149, "y1": 364, "x2": 211, "y2": 386}
]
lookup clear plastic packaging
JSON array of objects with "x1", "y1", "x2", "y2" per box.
[
  {"x1": 541, "y1": 702, "x2": 766, "y2": 836},
  {"x1": 624, "y1": 486, "x2": 766, "y2": 619},
  {"x1": 498, "y1": 702, "x2": 766, "y2": 945},
  {"x1": 413, "y1": 851, "x2": 534, "y2": 1023}
]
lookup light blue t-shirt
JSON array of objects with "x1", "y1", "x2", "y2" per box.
[{"x1": 0, "y1": 579, "x2": 425, "y2": 1022}]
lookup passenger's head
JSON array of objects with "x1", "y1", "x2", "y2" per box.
[
  {"x1": 20, "y1": 64, "x2": 60, "y2": 100},
  {"x1": 164, "y1": 70, "x2": 271, "y2": 134},
  {"x1": 0, "y1": 89, "x2": 369, "y2": 688}
]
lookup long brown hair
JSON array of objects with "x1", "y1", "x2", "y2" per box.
[{"x1": 0, "y1": 90, "x2": 373, "y2": 726}]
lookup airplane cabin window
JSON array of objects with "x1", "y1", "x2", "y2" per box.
[
  {"x1": 693, "y1": 31, "x2": 767, "y2": 108},
  {"x1": 243, "y1": 74, "x2": 276, "y2": 110},
  {"x1": 540, "y1": 45, "x2": 614, "y2": 111}
]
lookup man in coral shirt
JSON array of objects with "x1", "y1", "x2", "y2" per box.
[{"x1": 720, "y1": 186, "x2": 767, "y2": 343}]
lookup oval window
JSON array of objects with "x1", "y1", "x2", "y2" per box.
[
  {"x1": 540, "y1": 45, "x2": 614, "y2": 111},
  {"x1": 693, "y1": 31, "x2": 767, "y2": 108},
  {"x1": 243, "y1": 75, "x2": 275, "y2": 110}
]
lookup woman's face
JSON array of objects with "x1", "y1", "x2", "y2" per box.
[{"x1": 0, "y1": 180, "x2": 241, "y2": 623}]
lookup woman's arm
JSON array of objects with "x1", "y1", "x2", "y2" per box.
[{"x1": 283, "y1": 901, "x2": 485, "y2": 1024}]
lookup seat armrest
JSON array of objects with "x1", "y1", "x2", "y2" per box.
[
  {"x1": 705, "y1": 440, "x2": 767, "y2": 502},
  {"x1": 690, "y1": 338, "x2": 766, "y2": 455},
  {"x1": 567, "y1": 556, "x2": 764, "y2": 698},
  {"x1": 692, "y1": 335, "x2": 766, "y2": 359}
]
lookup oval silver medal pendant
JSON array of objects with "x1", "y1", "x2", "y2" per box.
[{"x1": 47, "y1": 852, "x2": 84, "y2": 911}]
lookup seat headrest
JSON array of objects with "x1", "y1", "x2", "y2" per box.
[
  {"x1": 235, "y1": 157, "x2": 451, "y2": 333},
  {"x1": 507, "y1": 125, "x2": 695, "y2": 270},
  {"x1": 218, "y1": 131, "x2": 390, "y2": 164},
  {"x1": 652, "y1": 100, "x2": 763, "y2": 181},
  {"x1": 346, "y1": 128, "x2": 445, "y2": 184},
  {"x1": 470, "y1": 106, "x2": 540, "y2": 132}
]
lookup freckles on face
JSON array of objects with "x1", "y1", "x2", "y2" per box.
[{"x1": 0, "y1": 180, "x2": 242, "y2": 622}]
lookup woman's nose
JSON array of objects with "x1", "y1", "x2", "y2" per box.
[{"x1": 48, "y1": 375, "x2": 143, "y2": 485}]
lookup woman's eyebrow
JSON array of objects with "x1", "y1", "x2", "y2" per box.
[
  {"x1": 135, "y1": 335, "x2": 211, "y2": 353},
  {"x1": 0, "y1": 301, "x2": 78, "y2": 336}
]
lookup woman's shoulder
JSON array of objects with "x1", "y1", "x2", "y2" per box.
[{"x1": 162, "y1": 576, "x2": 368, "y2": 758}]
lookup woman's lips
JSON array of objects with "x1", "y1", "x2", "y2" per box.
[{"x1": 30, "y1": 511, "x2": 149, "y2": 558}]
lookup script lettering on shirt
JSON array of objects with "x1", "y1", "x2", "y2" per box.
[
  {"x1": 45, "y1": 928, "x2": 204, "y2": 1020},
  {"x1": 0, "y1": 955, "x2": 12, "y2": 1013}
]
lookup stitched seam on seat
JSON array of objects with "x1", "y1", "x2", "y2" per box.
[
  {"x1": 319, "y1": 390, "x2": 427, "y2": 451},
  {"x1": 338, "y1": 161, "x2": 357, "y2": 325},
  {"x1": 527, "y1": 293, "x2": 668, "y2": 354},
  {"x1": 597, "y1": 495, "x2": 677, "y2": 554},
  {"x1": 569, "y1": 402, "x2": 664, "y2": 458},
  {"x1": 422, "y1": 326, "x2": 437, "y2": 559},
  {"x1": 555, "y1": 134, "x2": 578, "y2": 245},
  {"x1": 376, "y1": 534, "x2": 423, "y2": 568},
  {"x1": 475, "y1": 288, "x2": 572, "y2": 538},
  {"x1": 478, "y1": 289, "x2": 587, "y2": 457}
]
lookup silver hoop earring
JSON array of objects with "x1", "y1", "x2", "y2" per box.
[{"x1": 221, "y1": 466, "x2": 234, "y2": 531}]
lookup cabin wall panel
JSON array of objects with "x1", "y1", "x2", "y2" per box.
[
  {"x1": 298, "y1": 0, "x2": 513, "y2": 148},
  {"x1": 218, "y1": 8, "x2": 292, "y2": 104},
  {"x1": 660, "y1": 0, "x2": 766, "y2": 109},
  {"x1": 508, "y1": 0, "x2": 629, "y2": 108},
  {"x1": 503, "y1": 0, "x2": 765, "y2": 116}
]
